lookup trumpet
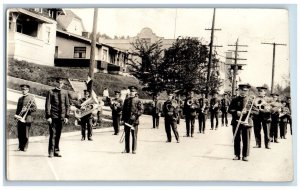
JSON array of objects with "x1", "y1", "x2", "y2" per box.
[{"x1": 233, "y1": 95, "x2": 255, "y2": 142}]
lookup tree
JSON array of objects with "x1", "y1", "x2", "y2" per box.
[
  {"x1": 162, "y1": 37, "x2": 220, "y2": 94},
  {"x1": 128, "y1": 38, "x2": 165, "y2": 96}
]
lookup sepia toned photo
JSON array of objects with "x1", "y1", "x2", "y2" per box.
[{"x1": 6, "y1": 7, "x2": 293, "y2": 182}]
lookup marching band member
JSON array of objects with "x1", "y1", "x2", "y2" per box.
[
  {"x1": 174, "y1": 93, "x2": 184, "y2": 125},
  {"x1": 14, "y1": 84, "x2": 37, "y2": 152},
  {"x1": 269, "y1": 93, "x2": 281, "y2": 143},
  {"x1": 197, "y1": 90, "x2": 209, "y2": 134},
  {"x1": 228, "y1": 84, "x2": 253, "y2": 161},
  {"x1": 220, "y1": 93, "x2": 230, "y2": 127},
  {"x1": 183, "y1": 88, "x2": 199, "y2": 137},
  {"x1": 252, "y1": 86, "x2": 271, "y2": 149},
  {"x1": 209, "y1": 90, "x2": 220, "y2": 130},
  {"x1": 279, "y1": 100, "x2": 290, "y2": 139},
  {"x1": 286, "y1": 96, "x2": 292, "y2": 135},
  {"x1": 75, "y1": 90, "x2": 93, "y2": 141},
  {"x1": 151, "y1": 94, "x2": 161, "y2": 129},
  {"x1": 109, "y1": 91, "x2": 123, "y2": 135},
  {"x1": 45, "y1": 78, "x2": 70, "y2": 158},
  {"x1": 121, "y1": 86, "x2": 144, "y2": 154},
  {"x1": 162, "y1": 92, "x2": 180, "y2": 143}
]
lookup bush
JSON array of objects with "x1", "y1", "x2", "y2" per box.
[
  {"x1": 6, "y1": 109, "x2": 112, "y2": 139},
  {"x1": 7, "y1": 59, "x2": 150, "y2": 99}
]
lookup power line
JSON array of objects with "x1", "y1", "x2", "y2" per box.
[
  {"x1": 261, "y1": 42, "x2": 287, "y2": 94},
  {"x1": 227, "y1": 38, "x2": 248, "y2": 96}
]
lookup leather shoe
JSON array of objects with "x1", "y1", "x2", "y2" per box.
[
  {"x1": 242, "y1": 157, "x2": 249, "y2": 161},
  {"x1": 274, "y1": 140, "x2": 279, "y2": 143},
  {"x1": 48, "y1": 153, "x2": 53, "y2": 158},
  {"x1": 132, "y1": 151, "x2": 136, "y2": 154},
  {"x1": 81, "y1": 137, "x2": 85, "y2": 141},
  {"x1": 233, "y1": 156, "x2": 240, "y2": 160},
  {"x1": 54, "y1": 153, "x2": 62, "y2": 157},
  {"x1": 253, "y1": 145, "x2": 261, "y2": 148},
  {"x1": 88, "y1": 138, "x2": 93, "y2": 141},
  {"x1": 265, "y1": 146, "x2": 271, "y2": 149},
  {"x1": 177, "y1": 140, "x2": 180, "y2": 143}
]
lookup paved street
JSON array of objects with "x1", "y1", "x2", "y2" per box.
[{"x1": 7, "y1": 115, "x2": 293, "y2": 182}]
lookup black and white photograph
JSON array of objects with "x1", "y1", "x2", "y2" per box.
[{"x1": 5, "y1": 5, "x2": 296, "y2": 184}]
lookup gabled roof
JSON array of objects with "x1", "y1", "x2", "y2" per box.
[{"x1": 56, "y1": 9, "x2": 86, "y2": 32}]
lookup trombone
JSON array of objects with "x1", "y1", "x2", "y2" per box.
[
  {"x1": 10, "y1": 95, "x2": 35, "y2": 136},
  {"x1": 232, "y1": 95, "x2": 255, "y2": 142}
]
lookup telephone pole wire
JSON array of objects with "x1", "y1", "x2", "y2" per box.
[
  {"x1": 205, "y1": 8, "x2": 221, "y2": 98},
  {"x1": 261, "y1": 42, "x2": 287, "y2": 94},
  {"x1": 227, "y1": 38, "x2": 248, "y2": 96}
]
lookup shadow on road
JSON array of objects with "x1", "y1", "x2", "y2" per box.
[
  {"x1": 88, "y1": 150, "x2": 122, "y2": 155},
  {"x1": 138, "y1": 139, "x2": 166, "y2": 143},
  {"x1": 10, "y1": 154, "x2": 47, "y2": 158},
  {"x1": 195, "y1": 155, "x2": 232, "y2": 161},
  {"x1": 215, "y1": 144, "x2": 233, "y2": 147}
]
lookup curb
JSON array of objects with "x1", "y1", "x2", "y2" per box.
[{"x1": 7, "y1": 118, "x2": 114, "y2": 146}]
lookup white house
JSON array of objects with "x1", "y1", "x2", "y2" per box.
[{"x1": 7, "y1": 8, "x2": 64, "y2": 66}]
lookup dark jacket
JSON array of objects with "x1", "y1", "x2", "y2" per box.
[
  {"x1": 220, "y1": 98, "x2": 230, "y2": 112},
  {"x1": 16, "y1": 94, "x2": 37, "y2": 123},
  {"x1": 122, "y1": 96, "x2": 144, "y2": 125},
  {"x1": 45, "y1": 88, "x2": 70, "y2": 119},
  {"x1": 183, "y1": 97, "x2": 199, "y2": 117},
  {"x1": 110, "y1": 97, "x2": 123, "y2": 115},
  {"x1": 228, "y1": 96, "x2": 253, "y2": 127},
  {"x1": 162, "y1": 99, "x2": 179, "y2": 121}
]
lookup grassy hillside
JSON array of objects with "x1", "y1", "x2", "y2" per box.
[{"x1": 7, "y1": 59, "x2": 150, "y2": 99}]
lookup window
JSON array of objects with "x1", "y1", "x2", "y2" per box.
[
  {"x1": 55, "y1": 46, "x2": 58, "y2": 58},
  {"x1": 74, "y1": 47, "x2": 86, "y2": 58},
  {"x1": 45, "y1": 26, "x2": 50, "y2": 43},
  {"x1": 102, "y1": 49, "x2": 108, "y2": 61},
  {"x1": 141, "y1": 38, "x2": 151, "y2": 44}
]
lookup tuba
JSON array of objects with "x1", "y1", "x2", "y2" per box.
[
  {"x1": 74, "y1": 94, "x2": 99, "y2": 119},
  {"x1": 233, "y1": 95, "x2": 256, "y2": 142}
]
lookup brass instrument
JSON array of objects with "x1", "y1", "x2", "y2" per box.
[
  {"x1": 187, "y1": 99, "x2": 197, "y2": 109},
  {"x1": 166, "y1": 100, "x2": 178, "y2": 112},
  {"x1": 279, "y1": 106, "x2": 290, "y2": 118},
  {"x1": 253, "y1": 97, "x2": 271, "y2": 112},
  {"x1": 13, "y1": 95, "x2": 35, "y2": 124},
  {"x1": 232, "y1": 95, "x2": 256, "y2": 142},
  {"x1": 74, "y1": 95, "x2": 99, "y2": 119},
  {"x1": 119, "y1": 115, "x2": 136, "y2": 143},
  {"x1": 110, "y1": 100, "x2": 121, "y2": 111},
  {"x1": 10, "y1": 95, "x2": 35, "y2": 136}
]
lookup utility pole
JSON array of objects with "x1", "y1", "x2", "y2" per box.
[
  {"x1": 87, "y1": 8, "x2": 99, "y2": 94},
  {"x1": 205, "y1": 8, "x2": 221, "y2": 98},
  {"x1": 261, "y1": 42, "x2": 287, "y2": 94},
  {"x1": 227, "y1": 38, "x2": 248, "y2": 96}
]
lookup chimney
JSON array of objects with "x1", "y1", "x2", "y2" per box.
[{"x1": 82, "y1": 32, "x2": 90, "y2": 38}]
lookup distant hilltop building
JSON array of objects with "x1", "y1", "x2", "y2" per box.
[{"x1": 100, "y1": 27, "x2": 175, "y2": 52}]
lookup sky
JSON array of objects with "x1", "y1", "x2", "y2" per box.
[{"x1": 68, "y1": 8, "x2": 290, "y2": 88}]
